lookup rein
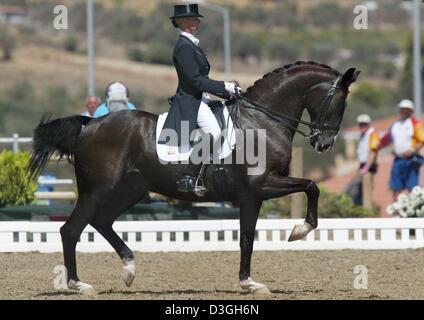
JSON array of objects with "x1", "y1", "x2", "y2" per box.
[{"x1": 235, "y1": 76, "x2": 343, "y2": 140}]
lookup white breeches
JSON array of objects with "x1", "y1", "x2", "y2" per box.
[{"x1": 197, "y1": 98, "x2": 221, "y2": 143}]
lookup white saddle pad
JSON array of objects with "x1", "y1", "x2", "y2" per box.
[{"x1": 156, "y1": 103, "x2": 236, "y2": 163}]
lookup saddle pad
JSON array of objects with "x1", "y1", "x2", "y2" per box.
[{"x1": 156, "y1": 103, "x2": 236, "y2": 163}]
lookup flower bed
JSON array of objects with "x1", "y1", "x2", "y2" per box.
[{"x1": 386, "y1": 186, "x2": 424, "y2": 217}]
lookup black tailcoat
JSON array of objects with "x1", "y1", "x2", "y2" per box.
[{"x1": 159, "y1": 35, "x2": 230, "y2": 147}]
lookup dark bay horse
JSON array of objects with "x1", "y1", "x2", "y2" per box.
[{"x1": 29, "y1": 61, "x2": 359, "y2": 295}]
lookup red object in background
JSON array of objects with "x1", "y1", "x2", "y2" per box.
[{"x1": 379, "y1": 131, "x2": 392, "y2": 150}]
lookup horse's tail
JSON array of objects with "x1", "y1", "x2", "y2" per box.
[{"x1": 28, "y1": 113, "x2": 92, "y2": 179}]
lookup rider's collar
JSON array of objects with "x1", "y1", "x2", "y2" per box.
[{"x1": 180, "y1": 31, "x2": 199, "y2": 46}]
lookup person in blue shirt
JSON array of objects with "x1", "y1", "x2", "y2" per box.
[{"x1": 93, "y1": 82, "x2": 137, "y2": 118}]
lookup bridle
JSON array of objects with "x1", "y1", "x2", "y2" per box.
[{"x1": 235, "y1": 75, "x2": 345, "y2": 140}]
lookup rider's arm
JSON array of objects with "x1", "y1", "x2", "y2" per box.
[{"x1": 174, "y1": 44, "x2": 231, "y2": 99}]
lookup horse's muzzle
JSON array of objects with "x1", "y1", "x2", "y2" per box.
[{"x1": 311, "y1": 135, "x2": 336, "y2": 153}]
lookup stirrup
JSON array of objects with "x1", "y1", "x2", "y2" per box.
[{"x1": 193, "y1": 164, "x2": 207, "y2": 197}]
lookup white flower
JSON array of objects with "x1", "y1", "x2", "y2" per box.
[
  {"x1": 393, "y1": 202, "x2": 402, "y2": 211},
  {"x1": 399, "y1": 209, "x2": 408, "y2": 218},
  {"x1": 410, "y1": 194, "x2": 420, "y2": 204},
  {"x1": 386, "y1": 204, "x2": 396, "y2": 215},
  {"x1": 412, "y1": 186, "x2": 422, "y2": 196},
  {"x1": 397, "y1": 194, "x2": 409, "y2": 205},
  {"x1": 386, "y1": 191, "x2": 424, "y2": 217}
]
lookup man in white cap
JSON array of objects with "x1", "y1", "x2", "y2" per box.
[
  {"x1": 380, "y1": 99, "x2": 424, "y2": 200},
  {"x1": 353, "y1": 114, "x2": 380, "y2": 205}
]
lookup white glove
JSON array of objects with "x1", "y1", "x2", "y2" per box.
[{"x1": 225, "y1": 82, "x2": 242, "y2": 96}]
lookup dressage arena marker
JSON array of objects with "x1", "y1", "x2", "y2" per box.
[{"x1": 0, "y1": 218, "x2": 423, "y2": 252}]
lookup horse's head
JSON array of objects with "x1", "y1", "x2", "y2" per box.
[{"x1": 305, "y1": 67, "x2": 360, "y2": 153}]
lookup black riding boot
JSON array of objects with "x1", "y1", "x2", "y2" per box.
[
  {"x1": 176, "y1": 133, "x2": 216, "y2": 194},
  {"x1": 176, "y1": 160, "x2": 202, "y2": 193}
]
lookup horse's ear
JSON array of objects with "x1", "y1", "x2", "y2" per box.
[{"x1": 341, "y1": 68, "x2": 360, "y2": 87}]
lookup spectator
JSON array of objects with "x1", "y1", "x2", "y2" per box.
[
  {"x1": 93, "y1": 82, "x2": 137, "y2": 118},
  {"x1": 357, "y1": 114, "x2": 380, "y2": 175},
  {"x1": 380, "y1": 99, "x2": 424, "y2": 201},
  {"x1": 353, "y1": 114, "x2": 380, "y2": 205},
  {"x1": 81, "y1": 96, "x2": 101, "y2": 117}
]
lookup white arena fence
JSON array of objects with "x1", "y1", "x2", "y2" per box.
[{"x1": 1, "y1": 218, "x2": 424, "y2": 252}]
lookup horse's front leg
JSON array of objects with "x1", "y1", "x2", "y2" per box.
[
  {"x1": 258, "y1": 175, "x2": 319, "y2": 241},
  {"x1": 238, "y1": 195, "x2": 271, "y2": 295}
]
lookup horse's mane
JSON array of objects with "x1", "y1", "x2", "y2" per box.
[{"x1": 246, "y1": 60, "x2": 340, "y2": 94}]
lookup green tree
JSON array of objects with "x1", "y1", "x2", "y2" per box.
[{"x1": 0, "y1": 151, "x2": 37, "y2": 207}]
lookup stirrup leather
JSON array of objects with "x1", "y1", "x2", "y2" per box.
[{"x1": 193, "y1": 164, "x2": 207, "y2": 197}]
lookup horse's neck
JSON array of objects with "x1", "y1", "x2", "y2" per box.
[
  {"x1": 240, "y1": 71, "x2": 337, "y2": 136},
  {"x1": 248, "y1": 71, "x2": 335, "y2": 116}
]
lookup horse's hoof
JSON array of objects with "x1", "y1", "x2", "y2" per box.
[
  {"x1": 122, "y1": 267, "x2": 135, "y2": 287},
  {"x1": 68, "y1": 280, "x2": 97, "y2": 296},
  {"x1": 240, "y1": 277, "x2": 270, "y2": 295},
  {"x1": 288, "y1": 222, "x2": 314, "y2": 242},
  {"x1": 122, "y1": 259, "x2": 135, "y2": 287}
]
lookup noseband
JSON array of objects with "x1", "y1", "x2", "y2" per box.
[{"x1": 236, "y1": 75, "x2": 344, "y2": 140}]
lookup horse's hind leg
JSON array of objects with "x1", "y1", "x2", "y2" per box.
[
  {"x1": 60, "y1": 194, "x2": 97, "y2": 295},
  {"x1": 91, "y1": 171, "x2": 148, "y2": 288},
  {"x1": 94, "y1": 224, "x2": 136, "y2": 287}
]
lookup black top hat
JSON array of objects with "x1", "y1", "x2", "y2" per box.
[{"x1": 170, "y1": 4, "x2": 203, "y2": 28}]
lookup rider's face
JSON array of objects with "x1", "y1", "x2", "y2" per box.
[{"x1": 177, "y1": 17, "x2": 201, "y2": 35}]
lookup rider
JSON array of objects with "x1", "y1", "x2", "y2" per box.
[
  {"x1": 93, "y1": 82, "x2": 137, "y2": 118},
  {"x1": 160, "y1": 3, "x2": 241, "y2": 194}
]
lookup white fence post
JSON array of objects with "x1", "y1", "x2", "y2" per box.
[
  {"x1": 1, "y1": 218, "x2": 424, "y2": 253},
  {"x1": 12, "y1": 133, "x2": 19, "y2": 152}
]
